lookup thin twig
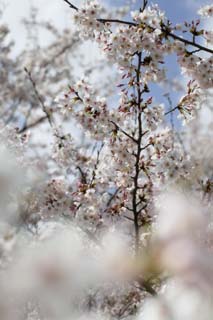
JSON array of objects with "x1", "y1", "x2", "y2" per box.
[
  {"x1": 140, "y1": 0, "x2": 148, "y2": 13},
  {"x1": 63, "y1": 0, "x2": 78, "y2": 11},
  {"x1": 19, "y1": 115, "x2": 48, "y2": 133},
  {"x1": 97, "y1": 18, "x2": 136, "y2": 26},
  {"x1": 162, "y1": 25, "x2": 213, "y2": 54},
  {"x1": 105, "y1": 187, "x2": 120, "y2": 208},
  {"x1": 76, "y1": 166, "x2": 87, "y2": 184},
  {"x1": 123, "y1": 215, "x2": 134, "y2": 222},
  {"x1": 24, "y1": 67, "x2": 53, "y2": 127},
  {"x1": 90, "y1": 142, "x2": 104, "y2": 186},
  {"x1": 110, "y1": 120, "x2": 137, "y2": 143},
  {"x1": 165, "y1": 105, "x2": 179, "y2": 115}
]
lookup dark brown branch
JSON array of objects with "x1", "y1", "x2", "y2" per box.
[
  {"x1": 140, "y1": 143, "x2": 152, "y2": 151},
  {"x1": 140, "y1": 0, "x2": 148, "y2": 12},
  {"x1": 97, "y1": 18, "x2": 136, "y2": 26},
  {"x1": 136, "y1": 199, "x2": 147, "y2": 208},
  {"x1": 19, "y1": 115, "x2": 48, "y2": 133},
  {"x1": 163, "y1": 28, "x2": 213, "y2": 54},
  {"x1": 24, "y1": 68, "x2": 53, "y2": 128},
  {"x1": 110, "y1": 120, "x2": 137, "y2": 143},
  {"x1": 165, "y1": 105, "x2": 179, "y2": 115},
  {"x1": 76, "y1": 166, "x2": 87, "y2": 184},
  {"x1": 132, "y1": 52, "x2": 143, "y2": 256},
  {"x1": 189, "y1": 48, "x2": 201, "y2": 54},
  {"x1": 105, "y1": 187, "x2": 120, "y2": 208},
  {"x1": 124, "y1": 205, "x2": 134, "y2": 212},
  {"x1": 90, "y1": 142, "x2": 104, "y2": 186},
  {"x1": 63, "y1": 0, "x2": 78, "y2": 11},
  {"x1": 123, "y1": 215, "x2": 134, "y2": 222},
  {"x1": 137, "y1": 203, "x2": 148, "y2": 218}
]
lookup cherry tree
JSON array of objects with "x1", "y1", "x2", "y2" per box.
[{"x1": 0, "y1": 1, "x2": 212, "y2": 319}]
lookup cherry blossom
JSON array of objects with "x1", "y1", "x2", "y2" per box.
[{"x1": 198, "y1": 5, "x2": 213, "y2": 17}]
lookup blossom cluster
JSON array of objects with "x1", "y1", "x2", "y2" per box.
[
  {"x1": 203, "y1": 30, "x2": 213, "y2": 45},
  {"x1": 73, "y1": 0, "x2": 104, "y2": 38},
  {"x1": 198, "y1": 4, "x2": 213, "y2": 17},
  {"x1": 131, "y1": 4, "x2": 165, "y2": 28},
  {"x1": 176, "y1": 80, "x2": 202, "y2": 124},
  {"x1": 56, "y1": 79, "x2": 109, "y2": 140},
  {"x1": 178, "y1": 54, "x2": 213, "y2": 89}
]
